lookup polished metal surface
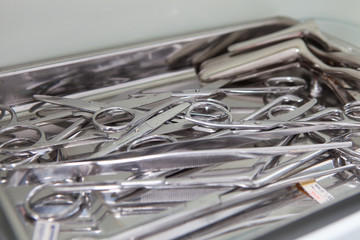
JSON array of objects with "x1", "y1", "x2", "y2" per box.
[{"x1": 2, "y1": 16, "x2": 360, "y2": 240}]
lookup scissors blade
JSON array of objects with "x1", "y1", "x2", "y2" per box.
[
  {"x1": 151, "y1": 119, "x2": 194, "y2": 135},
  {"x1": 23, "y1": 110, "x2": 76, "y2": 125},
  {"x1": 116, "y1": 92, "x2": 172, "y2": 108},
  {"x1": 271, "y1": 98, "x2": 317, "y2": 121},
  {"x1": 34, "y1": 92, "x2": 173, "y2": 114},
  {"x1": 90, "y1": 102, "x2": 191, "y2": 158},
  {"x1": 144, "y1": 102, "x2": 191, "y2": 129},
  {"x1": 34, "y1": 95, "x2": 103, "y2": 112},
  {"x1": 173, "y1": 79, "x2": 231, "y2": 97}
]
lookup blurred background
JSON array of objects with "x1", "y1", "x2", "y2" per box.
[{"x1": 1, "y1": 0, "x2": 360, "y2": 68}]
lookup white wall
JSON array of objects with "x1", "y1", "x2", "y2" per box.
[{"x1": 1, "y1": 0, "x2": 360, "y2": 68}]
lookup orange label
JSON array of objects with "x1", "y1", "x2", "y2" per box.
[{"x1": 299, "y1": 180, "x2": 334, "y2": 204}]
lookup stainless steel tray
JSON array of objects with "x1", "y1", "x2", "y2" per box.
[{"x1": 1, "y1": 16, "x2": 359, "y2": 240}]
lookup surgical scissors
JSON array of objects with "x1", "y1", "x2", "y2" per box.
[
  {"x1": 183, "y1": 97, "x2": 313, "y2": 130},
  {"x1": 35, "y1": 94, "x2": 229, "y2": 155},
  {"x1": 139, "y1": 77, "x2": 307, "y2": 98},
  {"x1": 22, "y1": 159, "x2": 355, "y2": 232},
  {"x1": 191, "y1": 106, "x2": 345, "y2": 181},
  {"x1": 7, "y1": 101, "x2": 191, "y2": 159},
  {"x1": 185, "y1": 110, "x2": 360, "y2": 131},
  {"x1": 183, "y1": 96, "x2": 360, "y2": 136},
  {"x1": 0, "y1": 105, "x2": 106, "y2": 158},
  {"x1": 37, "y1": 87, "x2": 281, "y2": 157},
  {"x1": 4, "y1": 128, "x2": 351, "y2": 187},
  {"x1": 0, "y1": 92, "x2": 171, "y2": 128},
  {"x1": 0, "y1": 93, "x2": 174, "y2": 160},
  {"x1": 131, "y1": 80, "x2": 302, "y2": 139},
  {"x1": 33, "y1": 92, "x2": 173, "y2": 132},
  {"x1": 5, "y1": 16, "x2": 360, "y2": 240},
  {"x1": 121, "y1": 93, "x2": 305, "y2": 146},
  {"x1": 87, "y1": 101, "x2": 194, "y2": 157},
  {"x1": 89, "y1": 150, "x2": 328, "y2": 189}
]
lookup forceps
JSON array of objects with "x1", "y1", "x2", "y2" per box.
[
  {"x1": 166, "y1": 16, "x2": 299, "y2": 68},
  {"x1": 228, "y1": 19, "x2": 358, "y2": 55},
  {"x1": 193, "y1": 107, "x2": 346, "y2": 179},
  {"x1": 307, "y1": 44, "x2": 360, "y2": 70},
  {"x1": 6, "y1": 129, "x2": 351, "y2": 187},
  {"x1": 84, "y1": 150, "x2": 329, "y2": 190},
  {"x1": 199, "y1": 38, "x2": 360, "y2": 88},
  {"x1": 78, "y1": 164, "x2": 355, "y2": 240},
  {"x1": 165, "y1": 77, "x2": 306, "y2": 97},
  {"x1": 136, "y1": 76, "x2": 306, "y2": 99},
  {"x1": 23, "y1": 152, "x2": 355, "y2": 222}
]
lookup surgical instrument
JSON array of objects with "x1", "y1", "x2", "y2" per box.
[
  {"x1": 140, "y1": 76, "x2": 307, "y2": 98},
  {"x1": 199, "y1": 39, "x2": 360, "y2": 87},
  {"x1": 228, "y1": 19, "x2": 359, "y2": 55}
]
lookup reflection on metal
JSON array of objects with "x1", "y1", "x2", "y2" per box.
[{"x1": 2, "y1": 16, "x2": 360, "y2": 240}]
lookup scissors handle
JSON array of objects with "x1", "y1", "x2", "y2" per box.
[
  {"x1": 0, "y1": 105, "x2": 19, "y2": 128},
  {"x1": 126, "y1": 135, "x2": 177, "y2": 151},
  {"x1": 92, "y1": 106, "x2": 137, "y2": 132},
  {"x1": 25, "y1": 183, "x2": 85, "y2": 220},
  {"x1": 186, "y1": 101, "x2": 232, "y2": 124},
  {"x1": 0, "y1": 124, "x2": 48, "y2": 156},
  {"x1": 344, "y1": 100, "x2": 360, "y2": 120}
]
